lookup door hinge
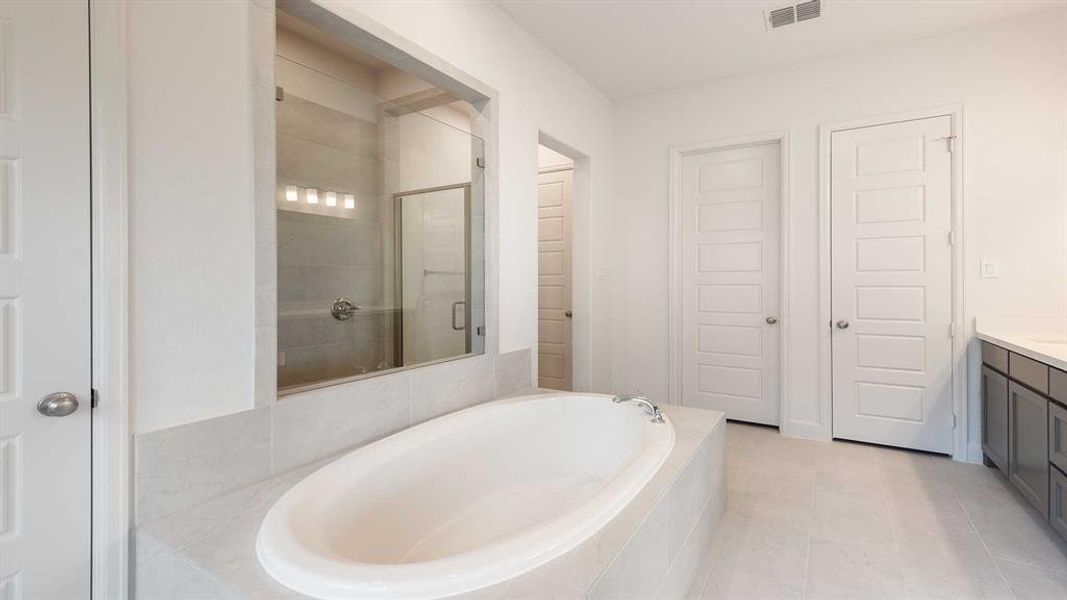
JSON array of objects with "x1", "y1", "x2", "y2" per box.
[
  {"x1": 91, "y1": 388, "x2": 99, "y2": 409},
  {"x1": 475, "y1": 157, "x2": 485, "y2": 169},
  {"x1": 949, "y1": 323, "x2": 956, "y2": 338},
  {"x1": 940, "y1": 135, "x2": 957, "y2": 153},
  {"x1": 952, "y1": 413, "x2": 957, "y2": 429},
  {"x1": 948, "y1": 230, "x2": 955, "y2": 246}
]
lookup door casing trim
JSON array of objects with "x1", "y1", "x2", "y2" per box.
[
  {"x1": 90, "y1": 0, "x2": 130, "y2": 596},
  {"x1": 667, "y1": 131, "x2": 792, "y2": 430},
  {"x1": 817, "y1": 105, "x2": 968, "y2": 461}
]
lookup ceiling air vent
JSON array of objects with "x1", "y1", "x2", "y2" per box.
[
  {"x1": 766, "y1": 0, "x2": 822, "y2": 30},
  {"x1": 796, "y1": 0, "x2": 822, "y2": 22},
  {"x1": 767, "y1": 5, "x2": 796, "y2": 29}
]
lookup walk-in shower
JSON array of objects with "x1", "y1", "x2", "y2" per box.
[{"x1": 275, "y1": 13, "x2": 485, "y2": 392}]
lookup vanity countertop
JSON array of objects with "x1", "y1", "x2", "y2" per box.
[{"x1": 976, "y1": 325, "x2": 1067, "y2": 372}]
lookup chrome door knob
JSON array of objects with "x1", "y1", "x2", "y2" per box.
[
  {"x1": 765, "y1": 316, "x2": 778, "y2": 325},
  {"x1": 37, "y1": 392, "x2": 79, "y2": 417},
  {"x1": 836, "y1": 320, "x2": 850, "y2": 329}
]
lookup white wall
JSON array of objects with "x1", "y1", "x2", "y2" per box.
[
  {"x1": 318, "y1": 0, "x2": 619, "y2": 393},
  {"x1": 614, "y1": 9, "x2": 1067, "y2": 448},
  {"x1": 128, "y1": 1, "x2": 257, "y2": 432}
]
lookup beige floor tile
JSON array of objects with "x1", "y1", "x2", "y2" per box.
[
  {"x1": 812, "y1": 488, "x2": 896, "y2": 555},
  {"x1": 884, "y1": 485, "x2": 973, "y2": 534},
  {"x1": 996, "y1": 558, "x2": 1067, "y2": 599},
  {"x1": 715, "y1": 423, "x2": 1067, "y2": 599},
  {"x1": 712, "y1": 520, "x2": 809, "y2": 582},
  {"x1": 951, "y1": 469, "x2": 1027, "y2": 513},
  {"x1": 701, "y1": 569, "x2": 806, "y2": 599},
  {"x1": 814, "y1": 462, "x2": 887, "y2": 499},
  {"x1": 805, "y1": 538, "x2": 908, "y2": 598},
  {"x1": 895, "y1": 521, "x2": 1012, "y2": 598},
  {"x1": 963, "y1": 501, "x2": 1067, "y2": 573},
  {"x1": 732, "y1": 484, "x2": 815, "y2": 527}
]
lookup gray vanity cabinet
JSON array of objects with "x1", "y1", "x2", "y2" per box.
[
  {"x1": 982, "y1": 365, "x2": 1009, "y2": 474},
  {"x1": 1009, "y1": 381, "x2": 1049, "y2": 518},
  {"x1": 982, "y1": 339, "x2": 1067, "y2": 540},
  {"x1": 1050, "y1": 466, "x2": 1067, "y2": 540}
]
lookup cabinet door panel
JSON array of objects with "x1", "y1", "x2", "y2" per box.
[
  {"x1": 1050, "y1": 466, "x2": 1067, "y2": 541},
  {"x1": 982, "y1": 365, "x2": 1009, "y2": 474},
  {"x1": 1050, "y1": 401, "x2": 1067, "y2": 474},
  {"x1": 1009, "y1": 381, "x2": 1049, "y2": 518}
]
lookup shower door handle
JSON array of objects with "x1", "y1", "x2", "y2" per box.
[{"x1": 451, "y1": 301, "x2": 467, "y2": 331}]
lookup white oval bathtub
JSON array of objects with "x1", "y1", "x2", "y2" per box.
[{"x1": 256, "y1": 392, "x2": 675, "y2": 599}]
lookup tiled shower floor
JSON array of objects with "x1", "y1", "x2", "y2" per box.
[{"x1": 685, "y1": 422, "x2": 1067, "y2": 599}]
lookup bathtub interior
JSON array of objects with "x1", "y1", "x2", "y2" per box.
[{"x1": 292, "y1": 396, "x2": 662, "y2": 564}]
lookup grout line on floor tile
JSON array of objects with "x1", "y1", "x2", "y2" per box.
[
  {"x1": 800, "y1": 529, "x2": 813, "y2": 599},
  {"x1": 877, "y1": 466, "x2": 911, "y2": 597},
  {"x1": 952, "y1": 474, "x2": 1018, "y2": 599}
]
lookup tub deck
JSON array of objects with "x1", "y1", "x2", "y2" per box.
[{"x1": 134, "y1": 401, "x2": 726, "y2": 599}]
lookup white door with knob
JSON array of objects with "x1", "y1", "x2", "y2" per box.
[
  {"x1": 537, "y1": 169, "x2": 573, "y2": 391},
  {"x1": 680, "y1": 142, "x2": 780, "y2": 426},
  {"x1": 830, "y1": 116, "x2": 954, "y2": 454},
  {"x1": 0, "y1": 1, "x2": 92, "y2": 596}
]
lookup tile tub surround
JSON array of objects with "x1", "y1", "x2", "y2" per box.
[
  {"x1": 133, "y1": 404, "x2": 726, "y2": 599},
  {"x1": 134, "y1": 349, "x2": 532, "y2": 525}
]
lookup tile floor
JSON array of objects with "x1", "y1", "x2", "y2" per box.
[{"x1": 685, "y1": 422, "x2": 1067, "y2": 599}]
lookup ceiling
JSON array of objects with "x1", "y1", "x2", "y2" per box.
[{"x1": 495, "y1": 0, "x2": 1062, "y2": 99}]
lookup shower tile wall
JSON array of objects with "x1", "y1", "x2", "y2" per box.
[{"x1": 276, "y1": 94, "x2": 395, "y2": 388}]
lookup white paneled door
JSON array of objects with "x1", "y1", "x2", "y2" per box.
[
  {"x1": 537, "y1": 169, "x2": 572, "y2": 391},
  {"x1": 0, "y1": 0, "x2": 92, "y2": 597},
  {"x1": 831, "y1": 116, "x2": 954, "y2": 454},
  {"x1": 681, "y1": 142, "x2": 780, "y2": 425}
]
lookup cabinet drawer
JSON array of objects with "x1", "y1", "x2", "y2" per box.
[
  {"x1": 1051, "y1": 368, "x2": 1067, "y2": 405},
  {"x1": 1050, "y1": 465, "x2": 1067, "y2": 542},
  {"x1": 1052, "y1": 401, "x2": 1067, "y2": 474},
  {"x1": 982, "y1": 341, "x2": 1009, "y2": 373},
  {"x1": 1011, "y1": 352, "x2": 1049, "y2": 395}
]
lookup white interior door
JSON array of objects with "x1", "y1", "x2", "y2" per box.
[
  {"x1": 0, "y1": 1, "x2": 92, "y2": 596},
  {"x1": 400, "y1": 186, "x2": 469, "y2": 365},
  {"x1": 680, "y1": 142, "x2": 780, "y2": 425},
  {"x1": 537, "y1": 169, "x2": 572, "y2": 391},
  {"x1": 830, "y1": 116, "x2": 954, "y2": 454}
]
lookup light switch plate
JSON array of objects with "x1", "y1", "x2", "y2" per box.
[{"x1": 980, "y1": 259, "x2": 999, "y2": 278}]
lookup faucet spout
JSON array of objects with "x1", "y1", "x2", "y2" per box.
[{"x1": 612, "y1": 393, "x2": 665, "y2": 424}]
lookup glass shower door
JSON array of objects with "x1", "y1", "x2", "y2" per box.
[{"x1": 397, "y1": 185, "x2": 471, "y2": 366}]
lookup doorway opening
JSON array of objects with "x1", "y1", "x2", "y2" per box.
[{"x1": 537, "y1": 143, "x2": 574, "y2": 390}]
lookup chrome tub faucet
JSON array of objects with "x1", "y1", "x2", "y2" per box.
[{"x1": 612, "y1": 393, "x2": 665, "y2": 424}]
